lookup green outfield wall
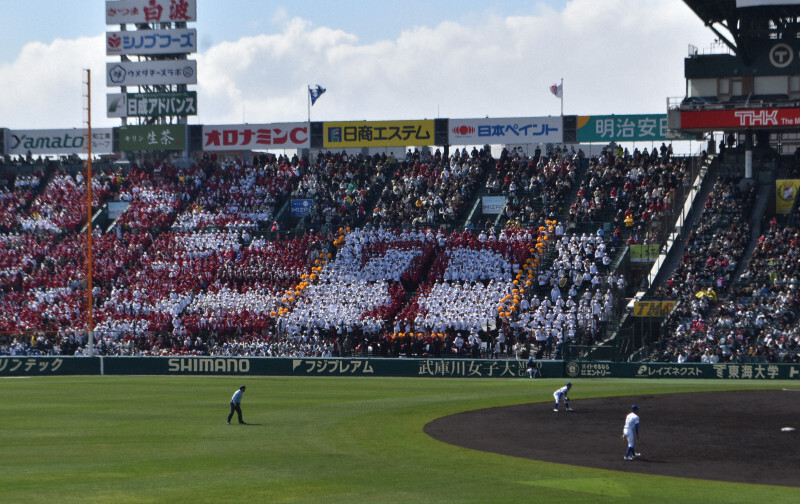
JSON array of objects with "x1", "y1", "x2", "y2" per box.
[{"x1": 2, "y1": 356, "x2": 800, "y2": 380}]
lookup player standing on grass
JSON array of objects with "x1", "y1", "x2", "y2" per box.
[
  {"x1": 622, "y1": 404, "x2": 640, "y2": 460},
  {"x1": 552, "y1": 382, "x2": 572, "y2": 411},
  {"x1": 227, "y1": 385, "x2": 247, "y2": 424}
]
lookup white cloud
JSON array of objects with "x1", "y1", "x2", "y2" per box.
[
  {"x1": 0, "y1": 36, "x2": 106, "y2": 129},
  {"x1": 0, "y1": 1, "x2": 715, "y2": 130}
]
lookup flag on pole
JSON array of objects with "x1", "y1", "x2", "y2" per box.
[
  {"x1": 309, "y1": 85, "x2": 326, "y2": 106},
  {"x1": 549, "y1": 83, "x2": 562, "y2": 98}
]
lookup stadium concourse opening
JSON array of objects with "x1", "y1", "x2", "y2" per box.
[{"x1": 424, "y1": 390, "x2": 800, "y2": 487}]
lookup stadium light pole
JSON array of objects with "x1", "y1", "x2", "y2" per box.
[{"x1": 83, "y1": 68, "x2": 94, "y2": 356}]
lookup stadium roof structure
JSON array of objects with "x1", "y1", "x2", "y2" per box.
[{"x1": 683, "y1": 0, "x2": 800, "y2": 65}]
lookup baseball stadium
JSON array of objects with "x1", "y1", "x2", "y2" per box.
[{"x1": 2, "y1": 1, "x2": 800, "y2": 503}]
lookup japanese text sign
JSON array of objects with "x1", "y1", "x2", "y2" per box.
[
  {"x1": 106, "y1": 28, "x2": 197, "y2": 56},
  {"x1": 202, "y1": 123, "x2": 310, "y2": 150},
  {"x1": 106, "y1": 0, "x2": 196, "y2": 24},
  {"x1": 323, "y1": 120, "x2": 434, "y2": 148},
  {"x1": 577, "y1": 114, "x2": 668, "y2": 142},
  {"x1": 448, "y1": 117, "x2": 562, "y2": 145},
  {"x1": 120, "y1": 124, "x2": 186, "y2": 151}
]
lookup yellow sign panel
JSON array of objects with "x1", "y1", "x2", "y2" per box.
[
  {"x1": 633, "y1": 301, "x2": 676, "y2": 317},
  {"x1": 776, "y1": 179, "x2": 800, "y2": 214},
  {"x1": 323, "y1": 120, "x2": 434, "y2": 148}
]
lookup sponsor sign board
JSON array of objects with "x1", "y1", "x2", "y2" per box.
[
  {"x1": 119, "y1": 124, "x2": 186, "y2": 151},
  {"x1": 106, "y1": 28, "x2": 197, "y2": 56},
  {"x1": 7, "y1": 129, "x2": 113, "y2": 155},
  {"x1": 323, "y1": 120, "x2": 434, "y2": 148},
  {"x1": 448, "y1": 117, "x2": 562, "y2": 145},
  {"x1": 291, "y1": 199, "x2": 315, "y2": 217},
  {"x1": 681, "y1": 108, "x2": 800, "y2": 129},
  {"x1": 202, "y1": 123, "x2": 310, "y2": 150},
  {"x1": 106, "y1": 60, "x2": 197, "y2": 87},
  {"x1": 481, "y1": 196, "x2": 506, "y2": 215},
  {"x1": 776, "y1": 179, "x2": 800, "y2": 214},
  {"x1": 107, "y1": 91, "x2": 197, "y2": 118},
  {"x1": 106, "y1": 0, "x2": 196, "y2": 24},
  {"x1": 107, "y1": 202, "x2": 130, "y2": 220},
  {"x1": 632, "y1": 300, "x2": 676, "y2": 318},
  {"x1": 577, "y1": 114, "x2": 668, "y2": 142},
  {"x1": 629, "y1": 244, "x2": 661, "y2": 262}
]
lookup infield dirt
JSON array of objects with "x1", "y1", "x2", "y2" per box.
[{"x1": 424, "y1": 389, "x2": 800, "y2": 487}]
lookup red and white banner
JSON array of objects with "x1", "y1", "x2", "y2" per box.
[
  {"x1": 202, "y1": 123, "x2": 310, "y2": 150},
  {"x1": 681, "y1": 108, "x2": 800, "y2": 129},
  {"x1": 106, "y1": 0, "x2": 196, "y2": 24}
]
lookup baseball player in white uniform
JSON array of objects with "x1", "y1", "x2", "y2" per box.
[
  {"x1": 552, "y1": 382, "x2": 572, "y2": 412},
  {"x1": 622, "y1": 404, "x2": 641, "y2": 460}
]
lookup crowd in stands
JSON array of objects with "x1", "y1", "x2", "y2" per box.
[
  {"x1": 295, "y1": 151, "x2": 380, "y2": 232},
  {"x1": 653, "y1": 217, "x2": 800, "y2": 364},
  {"x1": 2, "y1": 144, "x2": 798, "y2": 366},
  {"x1": 573, "y1": 147, "x2": 690, "y2": 247},
  {"x1": 649, "y1": 175, "x2": 799, "y2": 363},
  {"x1": 369, "y1": 148, "x2": 489, "y2": 230},
  {"x1": 488, "y1": 146, "x2": 579, "y2": 227}
]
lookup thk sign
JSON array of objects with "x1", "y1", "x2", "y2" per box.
[{"x1": 681, "y1": 108, "x2": 800, "y2": 129}]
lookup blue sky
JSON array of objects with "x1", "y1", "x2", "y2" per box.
[{"x1": 0, "y1": 1, "x2": 716, "y2": 130}]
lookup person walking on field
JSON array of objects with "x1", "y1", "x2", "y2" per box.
[
  {"x1": 227, "y1": 385, "x2": 247, "y2": 424},
  {"x1": 622, "y1": 404, "x2": 641, "y2": 460}
]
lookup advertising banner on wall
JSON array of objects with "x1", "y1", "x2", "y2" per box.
[
  {"x1": 629, "y1": 244, "x2": 661, "y2": 262},
  {"x1": 106, "y1": 28, "x2": 197, "y2": 56},
  {"x1": 632, "y1": 300, "x2": 676, "y2": 318},
  {"x1": 7, "y1": 129, "x2": 114, "y2": 155},
  {"x1": 775, "y1": 179, "x2": 800, "y2": 214},
  {"x1": 106, "y1": 60, "x2": 197, "y2": 87},
  {"x1": 681, "y1": 108, "x2": 800, "y2": 129},
  {"x1": 119, "y1": 124, "x2": 186, "y2": 151},
  {"x1": 106, "y1": 0, "x2": 197, "y2": 24},
  {"x1": 291, "y1": 199, "x2": 315, "y2": 217},
  {"x1": 448, "y1": 117, "x2": 562, "y2": 145},
  {"x1": 577, "y1": 114, "x2": 668, "y2": 143},
  {"x1": 202, "y1": 123, "x2": 310, "y2": 150},
  {"x1": 107, "y1": 92, "x2": 197, "y2": 118},
  {"x1": 481, "y1": 196, "x2": 506, "y2": 214},
  {"x1": 323, "y1": 120, "x2": 434, "y2": 148}
]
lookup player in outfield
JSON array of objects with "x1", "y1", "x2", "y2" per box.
[{"x1": 622, "y1": 404, "x2": 641, "y2": 460}]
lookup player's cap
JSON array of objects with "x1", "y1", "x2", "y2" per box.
[
  {"x1": 631, "y1": 404, "x2": 639, "y2": 410},
  {"x1": 240, "y1": 385, "x2": 246, "y2": 389},
  {"x1": 566, "y1": 382, "x2": 572, "y2": 387}
]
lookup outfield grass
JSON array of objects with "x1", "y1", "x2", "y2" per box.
[{"x1": 0, "y1": 376, "x2": 797, "y2": 504}]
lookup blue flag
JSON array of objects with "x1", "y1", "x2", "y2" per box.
[{"x1": 309, "y1": 85, "x2": 326, "y2": 106}]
